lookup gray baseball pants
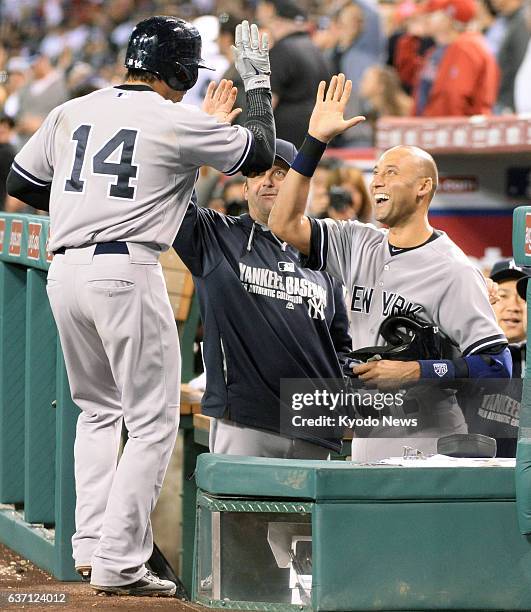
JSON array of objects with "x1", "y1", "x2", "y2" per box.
[
  {"x1": 210, "y1": 418, "x2": 330, "y2": 459},
  {"x1": 46, "y1": 244, "x2": 180, "y2": 586}
]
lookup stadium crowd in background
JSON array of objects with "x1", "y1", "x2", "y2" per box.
[
  {"x1": 0, "y1": 0, "x2": 529, "y2": 222},
  {"x1": 0, "y1": 0, "x2": 529, "y2": 197}
]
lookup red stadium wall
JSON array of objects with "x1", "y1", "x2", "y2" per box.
[{"x1": 429, "y1": 211, "x2": 513, "y2": 258}]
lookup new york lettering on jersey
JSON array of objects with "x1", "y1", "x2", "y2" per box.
[{"x1": 351, "y1": 285, "x2": 422, "y2": 318}]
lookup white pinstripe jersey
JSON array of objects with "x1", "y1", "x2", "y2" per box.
[
  {"x1": 303, "y1": 218, "x2": 506, "y2": 355},
  {"x1": 13, "y1": 84, "x2": 251, "y2": 251}
]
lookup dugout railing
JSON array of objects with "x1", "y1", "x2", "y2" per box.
[{"x1": 0, "y1": 211, "x2": 202, "y2": 587}]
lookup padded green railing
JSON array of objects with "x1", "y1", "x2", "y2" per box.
[{"x1": 0, "y1": 212, "x2": 78, "y2": 579}]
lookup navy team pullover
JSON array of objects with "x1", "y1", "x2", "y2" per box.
[{"x1": 173, "y1": 203, "x2": 352, "y2": 451}]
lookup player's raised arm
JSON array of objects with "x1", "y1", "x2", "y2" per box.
[
  {"x1": 232, "y1": 21, "x2": 276, "y2": 176},
  {"x1": 268, "y1": 74, "x2": 365, "y2": 255}
]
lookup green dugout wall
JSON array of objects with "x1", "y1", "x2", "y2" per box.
[{"x1": 0, "y1": 212, "x2": 78, "y2": 579}]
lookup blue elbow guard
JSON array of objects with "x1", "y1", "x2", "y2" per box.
[{"x1": 464, "y1": 347, "x2": 512, "y2": 379}]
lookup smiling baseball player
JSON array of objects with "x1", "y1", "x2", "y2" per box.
[
  {"x1": 269, "y1": 74, "x2": 510, "y2": 461},
  {"x1": 7, "y1": 16, "x2": 275, "y2": 597}
]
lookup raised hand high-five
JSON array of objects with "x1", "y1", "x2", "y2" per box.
[
  {"x1": 202, "y1": 79, "x2": 242, "y2": 124},
  {"x1": 308, "y1": 74, "x2": 365, "y2": 144},
  {"x1": 232, "y1": 20, "x2": 271, "y2": 92},
  {"x1": 268, "y1": 75, "x2": 365, "y2": 256}
]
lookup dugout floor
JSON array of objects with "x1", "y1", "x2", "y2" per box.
[{"x1": 0, "y1": 543, "x2": 236, "y2": 612}]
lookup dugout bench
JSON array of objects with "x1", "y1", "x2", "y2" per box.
[{"x1": 0, "y1": 211, "x2": 202, "y2": 588}]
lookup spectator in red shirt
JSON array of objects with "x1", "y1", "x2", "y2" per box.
[
  {"x1": 414, "y1": 0, "x2": 500, "y2": 116},
  {"x1": 388, "y1": 2, "x2": 435, "y2": 95}
]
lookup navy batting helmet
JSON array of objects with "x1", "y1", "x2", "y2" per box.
[
  {"x1": 125, "y1": 16, "x2": 214, "y2": 91},
  {"x1": 348, "y1": 316, "x2": 447, "y2": 363}
]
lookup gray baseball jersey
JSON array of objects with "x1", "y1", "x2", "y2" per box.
[
  {"x1": 12, "y1": 82, "x2": 255, "y2": 582},
  {"x1": 13, "y1": 85, "x2": 251, "y2": 252},
  {"x1": 304, "y1": 219, "x2": 506, "y2": 354}
]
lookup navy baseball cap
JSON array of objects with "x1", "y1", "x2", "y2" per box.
[
  {"x1": 489, "y1": 259, "x2": 528, "y2": 284},
  {"x1": 275, "y1": 138, "x2": 297, "y2": 169}
]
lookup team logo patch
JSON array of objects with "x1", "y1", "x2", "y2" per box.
[
  {"x1": 307, "y1": 296, "x2": 326, "y2": 320},
  {"x1": 433, "y1": 363, "x2": 448, "y2": 377},
  {"x1": 278, "y1": 261, "x2": 294, "y2": 273}
]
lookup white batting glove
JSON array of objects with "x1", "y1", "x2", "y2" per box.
[{"x1": 232, "y1": 20, "x2": 271, "y2": 91}]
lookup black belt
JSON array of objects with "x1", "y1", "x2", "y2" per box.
[{"x1": 54, "y1": 242, "x2": 129, "y2": 255}]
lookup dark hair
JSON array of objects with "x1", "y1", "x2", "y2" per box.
[
  {"x1": 482, "y1": 0, "x2": 498, "y2": 17},
  {"x1": 125, "y1": 69, "x2": 159, "y2": 84},
  {"x1": 0, "y1": 114, "x2": 15, "y2": 128},
  {"x1": 70, "y1": 81, "x2": 102, "y2": 98},
  {"x1": 225, "y1": 200, "x2": 248, "y2": 216},
  {"x1": 222, "y1": 176, "x2": 246, "y2": 199}
]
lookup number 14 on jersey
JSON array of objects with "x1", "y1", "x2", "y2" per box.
[{"x1": 64, "y1": 125, "x2": 139, "y2": 200}]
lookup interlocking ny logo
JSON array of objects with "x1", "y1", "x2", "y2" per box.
[
  {"x1": 307, "y1": 296, "x2": 325, "y2": 320},
  {"x1": 433, "y1": 363, "x2": 448, "y2": 377}
]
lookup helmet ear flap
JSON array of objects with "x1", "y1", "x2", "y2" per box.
[{"x1": 165, "y1": 62, "x2": 198, "y2": 91}]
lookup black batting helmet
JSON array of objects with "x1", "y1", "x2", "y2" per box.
[
  {"x1": 348, "y1": 316, "x2": 448, "y2": 363},
  {"x1": 125, "y1": 16, "x2": 214, "y2": 91}
]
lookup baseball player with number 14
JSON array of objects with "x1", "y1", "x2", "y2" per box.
[
  {"x1": 7, "y1": 17, "x2": 275, "y2": 597},
  {"x1": 269, "y1": 74, "x2": 511, "y2": 461}
]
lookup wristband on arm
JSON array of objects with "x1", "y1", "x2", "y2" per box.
[{"x1": 291, "y1": 134, "x2": 328, "y2": 177}]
